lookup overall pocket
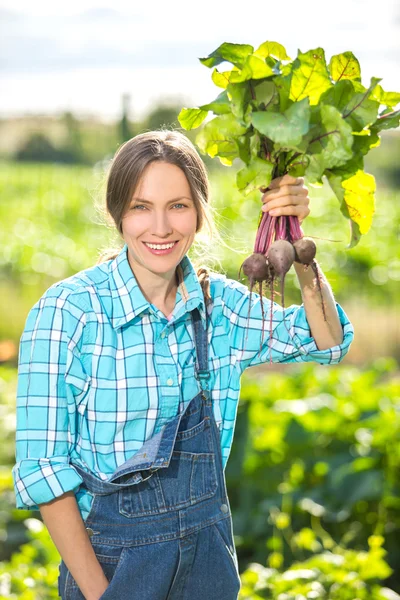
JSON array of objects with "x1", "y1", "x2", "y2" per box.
[
  {"x1": 62, "y1": 544, "x2": 124, "y2": 599},
  {"x1": 118, "y1": 451, "x2": 218, "y2": 518},
  {"x1": 118, "y1": 404, "x2": 218, "y2": 518}
]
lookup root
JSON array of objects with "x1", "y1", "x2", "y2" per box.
[
  {"x1": 269, "y1": 276, "x2": 275, "y2": 365},
  {"x1": 258, "y1": 279, "x2": 265, "y2": 357},
  {"x1": 311, "y1": 259, "x2": 327, "y2": 322},
  {"x1": 280, "y1": 274, "x2": 292, "y2": 340},
  {"x1": 238, "y1": 261, "x2": 243, "y2": 281},
  {"x1": 245, "y1": 278, "x2": 253, "y2": 346}
]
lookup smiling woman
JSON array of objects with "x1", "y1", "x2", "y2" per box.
[
  {"x1": 98, "y1": 130, "x2": 220, "y2": 312},
  {"x1": 120, "y1": 160, "x2": 199, "y2": 313},
  {"x1": 12, "y1": 128, "x2": 354, "y2": 600}
]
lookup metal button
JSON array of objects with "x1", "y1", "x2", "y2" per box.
[
  {"x1": 166, "y1": 378, "x2": 174, "y2": 386},
  {"x1": 220, "y1": 503, "x2": 229, "y2": 513},
  {"x1": 86, "y1": 527, "x2": 94, "y2": 537}
]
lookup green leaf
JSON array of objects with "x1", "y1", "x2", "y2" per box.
[
  {"x1": 236, "y1": 133, "x2": 252, "y2": 164},
  {"x1": 327, "y1": 154, "x2": 364, "y2": 181},
  {"x1": 352, "y1": 130, "x2": 380, "y2": 157},
  {"x1": 195, "y1": 114, "x2": 248, "y2": 166},
  {"x1": 370, "y1": 108, "x2": 400, "y2": 133},
  {"x1": 236, "y1": 156, "x2": 274, "y2": 195},
  {"x1": 273, "y1": 63, "x2": 293, "y2": 112},
  {"x1": 306, "y1": 104, "x2": 354, "y2": 172},
  {"x1": 370, "y1": 84, "x2": 400, "y2": 109},
  {"x1": 199, "y1": 90, "x2": 231, "y2": 115},
  {"x1": 199, "y1": 42, "x2": 254, "y2": 69},
  {"x1": 329, "y1": 51, "x2": 361, "y2": 82},
  {"x1": 290, "y1": 48, "x2": 332, "y2": 105},
  {"x1": 211, "y1": 67, "x2": 238, "y2": 89},
  {"x1": 253, "y1": 40, "x2": 291, "y2": 61},
  {"x1": 250, "y1": 131, "x2": 262, "y2": 160},
  {"x1": 227, "y1": 82, "x2": 251, "y2": 122},
  {"x1": 342, "y1": 77, "x2": 382, "y2": 131},
  {"x1": 228, "y1": 54, "x2": 274, "y2": 83},
  {"x1": 177, "y1": 107, "x2": 209, "y2": 130},
  {"x1": 242, "y1": 103, "x2": 253, "y2": 128},
  {"x1": 251, "y1": 97, "x2": 310, "y2": 147},
  {"x1": 286, "y1": 155, "x2": 309, "y2": 178},
  {"x1": 319, "y1": 79, "x2": 356, "y2": 113},
  {"x1": 253, "y1": 81, "x2": 280, "y2": 110}
]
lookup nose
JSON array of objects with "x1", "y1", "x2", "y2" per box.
[{"x1": 149, "y1": 210, "x2": 173, "y2": 238}]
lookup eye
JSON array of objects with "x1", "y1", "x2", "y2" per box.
[{"x1": 131, "y1": 203, "x2": 187, "y2": 210}]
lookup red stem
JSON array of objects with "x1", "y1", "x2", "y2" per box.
[{"x1": 254, "y1": 212, "x2": 304, "y2": 254}]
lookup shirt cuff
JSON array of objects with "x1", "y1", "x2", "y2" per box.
[
  {"x1": 12, "y1": 456, "x2": 83, "y2": 510},
  {"x1": 289, "y1": 302, "x2": 355, "y2": 364}
]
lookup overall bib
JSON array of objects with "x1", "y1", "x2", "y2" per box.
[{"x1": 58, "y1": 307, "x2": 241, "y2": 600}]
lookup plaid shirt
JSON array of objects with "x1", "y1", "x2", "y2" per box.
[{"x1": 12, "y1": 243, "x2": 354, "y2": 520}]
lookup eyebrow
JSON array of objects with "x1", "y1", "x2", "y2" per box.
[{"x1": 131, "y1": 196, "x2": 193, "y2": 205}]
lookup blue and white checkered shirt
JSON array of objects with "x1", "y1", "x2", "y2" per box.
[{"x1": 12, "y1": 243, "x2": 354, "y2": 520}]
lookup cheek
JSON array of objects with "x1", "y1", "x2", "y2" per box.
[
  {"x1": 121, "y1": 215, "x2": 143, "y2": 236},
  {"x1": 177, "y1": 211, "x2": 198, "y2": 234}
]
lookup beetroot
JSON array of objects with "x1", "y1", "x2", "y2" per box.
[
  {"x1": 238, "y1": 253, "x2": 272, "y2": 347},
  {"x1": 238, "y1": 182, "x2": 327, "y2": 362},
  {"x1": 266, "y1": 240, "x2": 295, "y2": 279},
  {"x1": 293, "y1": 237, "x2": 316, "y2": 265},
  {"x1": 240, "y1": 252, "x2": 270, "y2": 282}
]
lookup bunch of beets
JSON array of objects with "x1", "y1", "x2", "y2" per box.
[{"x1": 238, "y1": 193, "x2": 327, "y2": 361}]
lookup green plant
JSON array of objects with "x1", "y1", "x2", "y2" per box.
[
  {"x1": 178, "y1": 41, "x2": 400, "y2": 249},
  {"x1": 238, "y1": 536, "x2": 400, "y2": 599}
]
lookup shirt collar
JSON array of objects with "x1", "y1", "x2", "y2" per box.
[{"x1": 109, "y1": 243, "x2": 207, "y2": 330}]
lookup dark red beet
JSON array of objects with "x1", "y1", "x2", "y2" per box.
[
  {"x1": 266, "y1": 240, "x2": 295, "y2": 278},
  {"x1": 293, "y1": 237, "x2": 316, "y2": 265},
  {"x1": 241, "y1": 253, "x2": 270, "y2": 282},
  {"x1": 238, "y1": 253, "x2": 272, "y2": 355},
  {"x1": 265, "y1": 240, "x2": 296, "y2": 358},
  {"x1": 291, "y1": 238, "x2": 327, "y2": 322}
]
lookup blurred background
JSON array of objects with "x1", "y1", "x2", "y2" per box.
[{"x1": 1, "y1": 1, "x2": 399, "y2": 598}]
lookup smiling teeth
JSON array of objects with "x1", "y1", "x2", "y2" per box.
[{"x1": 145, "y1": 242, "x2": 176, "y2": 250}]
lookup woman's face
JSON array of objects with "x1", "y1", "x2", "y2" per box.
[{"x1": 121, "y1": 161, "x2": 198, "y2": 280}]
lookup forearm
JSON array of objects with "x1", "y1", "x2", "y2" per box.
[
  {"x1": 39, "y1": 491, "x2": 109, "y2": 600},
  {"x1": 293, "y1": 260, "x2": 343, "y2": 350}
]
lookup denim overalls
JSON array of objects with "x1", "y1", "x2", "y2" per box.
[{"x1": 58, "y1": 307, "x2": 241, "y2": 599}]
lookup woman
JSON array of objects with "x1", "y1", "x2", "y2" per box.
[{"x1": 12, "y1": 130, "x2": 354, "y2": 600}]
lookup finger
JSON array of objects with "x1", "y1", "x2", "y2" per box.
[
  {"x1": 259, "y1": 174, "x2": 303, "y2": 193},
  {"x1": 268, "y1": 192, "x2": 309, "y2": 207},
  {"x1": 262, "y1": 186, "x2": 309, "y2": 204},
  {"x1": 268, "y1": 174, "x2": 304, "y2": 190},
  {"x1": 262, "y1": 205, "x2": 311, "y2": 219}
]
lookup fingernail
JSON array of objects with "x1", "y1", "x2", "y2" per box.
[{"x1": 270, "y1": 210, "x2": 278, "y2": 215}]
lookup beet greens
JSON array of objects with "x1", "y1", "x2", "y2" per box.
[{"x1": 178, "y1": 39, "x2": 400, "y2": 361}]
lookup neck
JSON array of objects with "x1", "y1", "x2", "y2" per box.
[{"x1": 127, "y1": 251, "x2": 179, "y2": 307}]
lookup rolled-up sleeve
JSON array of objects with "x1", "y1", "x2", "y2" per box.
[
  {"x1": 221, "y1": 278, "x2": 354, "y2": 371},
  {"x1": 12, "y1": 287, "x2": 90, "y2": 510}
]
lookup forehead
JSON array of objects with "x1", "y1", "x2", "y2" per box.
[{"x1": 135, "y1": 162, "x2": 191, "y2": 196}]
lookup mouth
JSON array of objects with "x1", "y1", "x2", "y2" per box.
[{"x1": 142, "y1": 241, "x2": 179, "y2": 256}]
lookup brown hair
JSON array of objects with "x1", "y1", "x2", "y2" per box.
[{"x1": 95, "y1": 129, "x2": 224, "y2": 306}]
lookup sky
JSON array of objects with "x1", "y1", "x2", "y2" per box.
[{"x1": 0, "y1": 0, "x2": 399, "y2": 122}]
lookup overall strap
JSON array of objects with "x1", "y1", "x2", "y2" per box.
[{"x1": 191, "y1": 307, "x2": 210, "y2": 393}]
